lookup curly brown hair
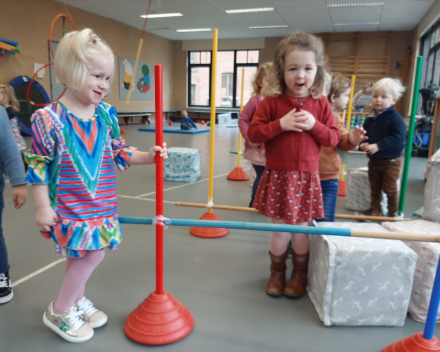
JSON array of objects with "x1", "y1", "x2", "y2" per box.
[
  {"x1": 266, "y1": 32, "x2": 326, "y2": 99},
  {"x1": 328, "y1": 73, "x2": 352, "y2": 99},
  {"x1": 251, "y1": 62, "x2": 273, "y2": 96}
]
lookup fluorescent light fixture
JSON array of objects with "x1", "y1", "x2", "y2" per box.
[
  {"x1": 226, "y1": 7, "x2": 274, "y2": 14},
  {"x1": 249, "y1": 25, "x2": 289, "y2": 29},
  {"x1": 141, "y1": 13, "x2": 183, "y2": 18},
  {"x1": 176, "y1": 28, "x2": 212, "y2": 32},
  {"x1": 333, "y1": 22, "x2": 380, "y2": 26},
  {"x1": 327, "y1": 2, "x2": 384, "y2": 8}
]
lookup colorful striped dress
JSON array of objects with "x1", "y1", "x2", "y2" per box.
[{"x1": 25, "y1": 101, "x2": 137, "y2": 257}]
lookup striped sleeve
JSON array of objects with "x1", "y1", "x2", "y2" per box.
[
  {"x1": 25, "y1": 109, "x2": 55, "y2": 184},
  {"x1": 107, "y1": 105, "x2": 137, "y2": 172}
]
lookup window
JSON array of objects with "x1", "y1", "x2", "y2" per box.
[
  {"x1": 421, "y1": 20, "x2": 440, "y2": 89},
  {"x1": 188, "y1": 50, "x2": 259, "y2": 108}
]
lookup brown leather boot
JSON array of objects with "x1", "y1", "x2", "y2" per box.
[
  {"x1": 284, "y1": 252, "x2": 309, "y2": 298},
  {"x1": 266, "y1": 251, "x2": 288, "y2": 297}
]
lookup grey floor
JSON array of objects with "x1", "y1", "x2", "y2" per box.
[{"x1": 1, "y1": 122, "x2": 434, "y2": 352}]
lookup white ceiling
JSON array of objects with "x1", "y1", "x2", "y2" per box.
[{"x1": 56, "y1": 0, "x2": 435, "y2": 40}]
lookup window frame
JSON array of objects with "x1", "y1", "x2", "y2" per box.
[
  {"x1": 421, "y1": 19, "x2": 440, "y2": 88},
  {"x1": 187, "y1": 49, "x2": 259, "y2": 109}
]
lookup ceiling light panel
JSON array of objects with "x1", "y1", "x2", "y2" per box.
[
  {"x1": 176, "y1": 28, "x2": 212, "y2": 32},
  {"x1": 333, "y1": 22, "x2": 380, "y2": 26},
  {"x1": 327, "y1": 2, "x2": 384, "y2": 8},
  {"x1": 141, "y1": 13, "x2": 183, "y2": 18},
  {"x1": 226, "y1": 7, "x2": 274, "y2": 14},
  {"x1": 249, "y1": 25, "x2": 289, "y2": 29}
]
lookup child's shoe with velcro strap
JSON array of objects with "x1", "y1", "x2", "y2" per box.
[
  {"x1": 0, "y1": 271, "x2": 13, "y2": 304},
  {"x1": 75, "y1": 297, "x2": 108, "y2": 328},
  {"x1": 43, "y1": 301, "x2": 94, "y2": 342}
]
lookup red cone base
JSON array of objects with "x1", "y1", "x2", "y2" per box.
[
  {"x1": 382, "y1": 333, "x2": 440, "y2": 352},
  {"x1": 337, "y1": 180, "x2": 347, "y2": 197},
  {"x1": 227, "y1": 167, "x2": 249, "y2": 181},
  {"x1": 190, "y1": 211, "x2": 229, "y2": 238},
  {"x1": 125, "y1": 290, "x2": 194, "y2": 345}
]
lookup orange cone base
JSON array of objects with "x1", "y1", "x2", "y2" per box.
[
  {"x1": 382, "y1": 333, "x2": 440, "y2": 352},
  {"x1": 227, "y1": 167, "x2": 249, "y2": 181},
  {"x1": 120, "y1": 128, "x2": 126, "y2": 135},
  {"x1": 190, "y1": 211, "x2": 229, "y2": 238},
  {"x1": 124, "y1": 290, "x2": 194, "y2": 345},
  {"x1": 337, "y1": 180, "x2": 347, "y2": 197}
]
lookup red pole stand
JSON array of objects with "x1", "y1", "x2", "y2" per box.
[
  {"x1": 382, "y1": 332, "x2": 440, "y2": 352},
  {"x1": 337, "y1": 180, "x2": 347, "y2": 197},
  {"x1": 227, "y1": 167, "x2": 249, "y2": 181},
  {"x1": 124, "y1": 65, "x2": 194, "y2": 345}
]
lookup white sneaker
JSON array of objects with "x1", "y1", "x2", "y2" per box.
[
  {"x1": 43, "y1": 301, "x2": 94, "y2": 342},
  {"x1": 75, "y1": 297, "x2": 108, "y2": 328},
  {"x1": 0, "y1": 272, "x2": 13, "y2": 304}
]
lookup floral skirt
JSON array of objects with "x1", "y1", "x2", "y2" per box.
[{"x1": 252, "y1": 169, "x2": 325, "y2": 225}]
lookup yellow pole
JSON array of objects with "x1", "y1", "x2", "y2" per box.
[
  {"x1": 237, "y1": 69, "x2": 245, "y2": 168},
  {"x1": 208, "y1": 29, "x2": 218, "y2": 214},
  {"x1": 345, "y1": 75, "x2": 356, "y2": 131},
  {"x1": 125, "y1": 38, "x2": 144, "y2": 106},
  {"x1": 340, "y1": 109, "x2": 347, "y2": 182}
]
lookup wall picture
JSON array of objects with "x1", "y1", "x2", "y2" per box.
[{"x1": 119, "y1": 56, "x2": 154, "y2": 100}]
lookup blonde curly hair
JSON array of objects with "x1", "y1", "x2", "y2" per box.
[
  {"x1": 0, "y1": 84, "x2": 20, "y2": 111},
  {"x1": 251, "y1": 62, "x2": 273, "y2": 96}
]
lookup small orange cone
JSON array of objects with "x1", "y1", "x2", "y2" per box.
[
  {"x1": 382, "y1": 332, "x2": 440, "y2": 352},
  {"x1": 337, "y1": 180, "x2": 347, "y2": 197},
  {"x1": 125, "y1": 291, "x2": 194, "y2": 345},
  {"x1": 120, "y1": 128, "x2": 126, "y2": 135},
  {"x1": 190, "y1": 211, "x2": 229, "y2": 238},
  {"x1": 227, "y1": 167, "x2": 249, "y2": 181}
]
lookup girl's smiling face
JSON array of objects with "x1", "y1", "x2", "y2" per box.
[{"x1": 283, "y1": 49, "x2": 317, "y2": 97}]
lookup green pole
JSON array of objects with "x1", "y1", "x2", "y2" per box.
[{"x1": 398, "y1": 56, "x2": 423, "y2": 217}]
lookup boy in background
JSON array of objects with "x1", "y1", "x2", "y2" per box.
[{"x1": 360, "y1": 78, "x2": 406, "y2": 217}]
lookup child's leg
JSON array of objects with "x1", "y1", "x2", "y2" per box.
[
  {"x1": 285, "y1": 222, "x2": 309, "y2": 298},
  {"x1": 54, "y1": 250, "x2": 105, "y2": 314},
  {"x1": 266, "y1": 218, "x2": 289, "y2": 296},
  {"x1": 0, "y1": 189, "x2": 9, "y2": 275},
  {"x1": 382, "y1": 158, "x2": 402, "y2": 216},
  {"x1": 367, "y1": 159, "x2": 384, "y2": 213},
  {"x1": 317, "y1": 179, "x2": 339, "y2": 222},
  {"x1": 249, "y1": 164, "x2": 265, "y2": 207}
]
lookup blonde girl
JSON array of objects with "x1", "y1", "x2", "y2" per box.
[
  {"x1": 248, "y1": 32, "x2": 340, "y2": 298},
  {"x1": 25, "y1": 29, "x2": 167, "y2": 343},
  {"x1": 0, "y1": 85, "x2": 26, "y2": 151},
  {"x1": 238, "y1": 62, "x2": 272, "y2": 207}
]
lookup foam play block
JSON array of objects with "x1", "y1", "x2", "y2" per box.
[{"x1": 164, "y1": 147, "x2": 201, "y2": 183}]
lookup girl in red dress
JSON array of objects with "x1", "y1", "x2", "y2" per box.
[{"x1": 248, "y1": 32, "x2": 340, "y2": 298}]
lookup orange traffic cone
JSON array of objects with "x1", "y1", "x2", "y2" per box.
[
  {"x1": 227, "y1": 167, "x2": 249, "y2": 181},
  {"x1": 337, "y1": 180, "x2": 347, "y2": 197},
  {"x1": 125, "y1": 291, "x2": 194, "y2": 345},
  {"x1": 190, "y1": 211, "x2": 229, "y2": 238},
  {"x1": 382, "y1": 332, "x2": 440, "y2": 352}
]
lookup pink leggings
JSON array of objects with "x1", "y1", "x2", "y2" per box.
[{"x1": 53, "y1": 250, "x2": 105, "y2": 314}]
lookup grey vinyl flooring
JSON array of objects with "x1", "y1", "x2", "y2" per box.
[{"x1": 0, "y1": 122, "x2": 434, "y2": 352}]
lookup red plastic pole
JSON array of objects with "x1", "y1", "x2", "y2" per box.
[{"x1": 155, "y1": 65, "x2": 164, "y2": 294}]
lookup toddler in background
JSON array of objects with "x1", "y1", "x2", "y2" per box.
[
  {"x1": 353, "y1": 82, "x2": 374, "y2": 112},
  {"x1": 180, "y1": 110, "x2": 197, "y2": 130},
  {"x1": 0, "y1": 106, "x2": 27, "y2": 304},
  {"x1": 0, "y1": 84, "x2": 26, "y2": 152},
  {"x1": 238, "y1": 62, "x2": 272, "y2": 207},
  {"x1": 318, "y1": 72, "x2": 367, "y2": 221},
  {"x1": 360, "y1": 78, "x2": 406, "y2": 217}
]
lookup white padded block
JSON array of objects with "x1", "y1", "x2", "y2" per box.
[
  {"x1": 382, "y1": 219, "x2": 440, "y2": 323},
  {"x1": 164, "y1": 147, "x2": 201, "y2": 183},
  {"x1": 308, "y1": 222, "x2": 417, "y2": 326},
  {"x1": 346, "y1": 167, "x2": 399, "y2": 213}
]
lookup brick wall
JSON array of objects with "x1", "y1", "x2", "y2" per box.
[{"x1": 0, "y1": 0, "x2": 174, "y2": 114}]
